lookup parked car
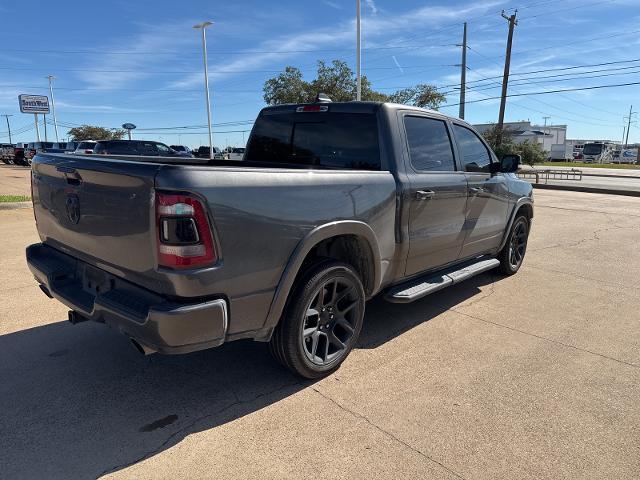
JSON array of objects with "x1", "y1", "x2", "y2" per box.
[
  {"x1": 0, "y1": 143, "x2": 15, "y2": 164},
  {"x1": 73, "y1": 141, "x2": 98, "y2": 154},
  {"x1": 65, "y1": 141, "x2": 80, "y2": 153},
  {"x1": 195, "y1": 145, "x2": 220, "y2": 159},
  {"x1": 24, "y1": 142, "x2": 67, "y2": 165},
  {"x1": 93, "y1": 140, "x2": 188, "y2": 157},
  {"x1": 13, "y1": 143, "x2": 27, "y2": 165},
  {"x1": 227, "y1": 147, "x2": 245, "y2": 161},
  {"x1": 170, "y1": 145, "x2": 194, "y2": 157},
  {"x1": 27, "y1": 99, "x2": 533, "y2": 379}
]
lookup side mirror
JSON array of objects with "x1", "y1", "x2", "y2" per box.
[{"x1": 499, "y1": 154, "x2": 520, "y2": 173}]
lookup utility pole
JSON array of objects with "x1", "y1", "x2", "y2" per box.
[
  {"x1": 356, "y1": 0, "x2": 362, "y2": 101},
  {"x1": 47, "y1": 75, "x2": 59, "y2": 143},
  {"x1": 624, "y1": 105, "x2": 633, "y2": 148},
  {"x1": 193, "y1": 21, "x2": 214, "y2": 160},
  {"x1": 44, "y1": 114, "x2": 48, "y2": 142},
  {"x1": 497, "y1": 10, "x2": 517, "y2": 146},
  {"x1": 458, "y1": 22, "x2": 467, "y2": 119},
  {"x1": 1, "y1": 114, "x2": 12, "y2": 143}
]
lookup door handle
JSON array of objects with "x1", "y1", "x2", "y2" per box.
[
  {"x1": 469, "y1": 187, "x2": 484, "y2": 195},
  {"x1": 57, "y1": 167, "x2": 82, "y2": 186},
  {"x1": 416, "y1": 190, "x2": 435, "y2": 200}
]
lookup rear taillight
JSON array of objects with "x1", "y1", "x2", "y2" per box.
[{"x1": 155, "y1": 192, "x2": 216, "y2": 269}]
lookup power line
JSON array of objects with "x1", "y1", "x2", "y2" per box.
[
  {"x1": 460, "y1": 44, "x2": 633, "y2": 122},
  {"x1": 441, "y1": 81, "x2": 640, "y2": 108},
  {"x1": 460, "y1": 66, "x2": 640, "y2": 94},
  {"x1": 436, "y1": 56, "x2": 640, "y2": 90}
]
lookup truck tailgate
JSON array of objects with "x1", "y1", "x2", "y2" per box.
[{"x1": 31, "y1": 154, "x2": 160, "y2": 277}]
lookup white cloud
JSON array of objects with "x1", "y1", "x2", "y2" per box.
[
  {"x1": 323, "y1": 1, "x2": 342, "y2": 10},
  {"x1": 79, "y1": 21, "x2": 198, "y2": 90},
  {"x1": 365, "y1": 0, "x2": 378, "y2": 15}
]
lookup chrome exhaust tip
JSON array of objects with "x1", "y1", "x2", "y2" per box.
[{"x1": 130, "y1": 338, "x2": 157, "y2": 356}]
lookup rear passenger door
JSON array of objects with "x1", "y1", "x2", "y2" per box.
[
  {"x1": 402, "y1": 114, "x2": 469, "y2": 277},
  {"x1": 451, "y1": 123, "x2": 510, "y2": 257}
]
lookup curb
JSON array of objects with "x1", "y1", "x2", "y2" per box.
[
  {"x1": 580, "y1": 172, "x2": 640, "y2": 180},
  {"x1": 532, "y1": 183, "x2": 640, "y2": 197},
  {"x1": 0, "y1": 201, "x2": 32, "y2": 210}
]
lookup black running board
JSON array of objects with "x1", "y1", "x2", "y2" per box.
[{"x1": 385, "y1": 257, "x2": 500, "y2": 303}]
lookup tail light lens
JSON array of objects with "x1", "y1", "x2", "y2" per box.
[{"x1": 156, "y1": 192, "x2": 217, "y2": 269}]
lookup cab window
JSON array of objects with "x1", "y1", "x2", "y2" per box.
[
  {"x1": 453, "y1": 124, "x2": 492, "y2": 173},
  {"x1": 404, "y1": 116, "x2": 456, "y2": 172}
]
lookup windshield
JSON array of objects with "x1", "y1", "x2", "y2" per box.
[
  {"x1": 78, "y1": 142, "x2": 96, "y2": 149},
  {"x1": 245, "y1": 111, "x2": 380, "y2": 170},
  {"x1": 583, "y1": 144, "x2": 604, "y2": 155}
]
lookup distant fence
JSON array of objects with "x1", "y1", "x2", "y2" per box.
[{"x1": 518, "y1": 168, "x2": 583, "y2": 184}]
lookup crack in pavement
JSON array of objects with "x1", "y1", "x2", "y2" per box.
[
  {"x1": 98, "y1": 379, "x2": 305, "y2": 478},
  {"x1": 536, "y1": 204, "x2": 640, "y2": 219},
  {"x1": 525, "y1": 264, "x2": 640, "y2": 293},
  {"x1": 310, "y1": 386, "x2": 467, "y2": 480},
  {"x1": 446, "y1": 307, "x2": 639, "y2": 370},
  {"x1": 530, "y1": 224, "x2": 639, "y2": 253}
]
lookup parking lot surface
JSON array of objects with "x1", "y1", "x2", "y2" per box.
[
  {"x1": 0, "y1": 164, "x2": 31, "y2": 196},
  {"x1": 1, "y1": 189, "x2": 639, "y2": 479}
]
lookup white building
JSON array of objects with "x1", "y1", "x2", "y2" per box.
[{"x1": 474, "y1": 121, "x2": 567, "y2": 153}]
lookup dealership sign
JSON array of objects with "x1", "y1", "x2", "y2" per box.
[{"x1": 18, "y1": 94, "x2": 50, "y2": 114}]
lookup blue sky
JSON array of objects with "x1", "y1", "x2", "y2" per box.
[{"x1": 1, "y1": 0, "x2": 638, "y2": 148}]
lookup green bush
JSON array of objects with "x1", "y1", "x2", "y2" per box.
[{"x1": 481, "y1": 124, "x2": 546, "y2": 166}]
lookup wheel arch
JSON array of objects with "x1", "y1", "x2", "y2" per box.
[
  {"x1": 263, "y1": 221, "x2": 382, "y2": 331},
  {"x1": 498, "y1": 198, "x2": 534, "y2": 252}
]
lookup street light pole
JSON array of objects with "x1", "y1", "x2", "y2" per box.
[
  {"x1": 194, "y1": 21, "x2": 214, "y2": 160},
  {"x1": 356, "y1": 0, "x2": 362, "y2": 101},
  {"x1": 47, "y1": 75, "x2": 59, "y2": 142}
]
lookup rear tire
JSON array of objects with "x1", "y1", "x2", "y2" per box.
[
  {"x1": 498, "y1": 214, "x2": 530, "y2": 275},
  {"x1": 269, "y1": 261, "x2": 365, "y2": 379}
]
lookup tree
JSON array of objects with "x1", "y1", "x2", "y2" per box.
[
  {"x1": 264, "y1": 67, "x2": 311, "y2": 105},
  {"x1": 263, "y1": 59, "x2": 445, "y2": 109},
  {"x1": 482, "y1": 124, "x2": 546, "y2": 166},
  {"x1": 388, "y1": 84, "x2": 446, "y2": 109},
  {"x1": 67, "y1": 125, "x2": 125, "y2": 141}
]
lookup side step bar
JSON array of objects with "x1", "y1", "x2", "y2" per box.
[{"x1": 385, "y1": 257, "x2": 500, "y2": 303}]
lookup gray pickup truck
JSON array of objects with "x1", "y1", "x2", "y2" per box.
[{"x1": 27, "y1": 101, "x2": 533, "y2": 378}]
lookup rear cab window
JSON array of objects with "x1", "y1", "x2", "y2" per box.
[{"x1": 245, "y1": 110, "x2": 380, "y2": 170}]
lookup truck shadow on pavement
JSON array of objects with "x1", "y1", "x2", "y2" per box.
[{"x1": 1, "y1": 273, "x2": 498, "y2": 479}]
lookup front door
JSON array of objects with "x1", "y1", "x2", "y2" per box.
[
  {"x1": 402, "y1": 115, "x2": 468, "y2": 277},
  {"x1": 451, "y1": 123, "x2": 510, "y2": 258}
]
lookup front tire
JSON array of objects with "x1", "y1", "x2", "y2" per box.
[
  {"x1": 269, "y1": 261, "x2": 365, "y2": 379},
  {"x1": 498, "y1": 214, "x2": 530, "y2": 275}
]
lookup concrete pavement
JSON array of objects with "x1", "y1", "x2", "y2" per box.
[{"x1": 1, "y1": 190, "x2": 639, "y2": 479}]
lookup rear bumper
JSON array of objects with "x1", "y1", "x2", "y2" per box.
[{"x1": 26, "y1": 243, "x2": 228, "y2": 354}]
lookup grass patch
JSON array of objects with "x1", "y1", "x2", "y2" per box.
[
  {"x1": 0, "y1": 195, "x2": 31, "y2": 203},
  {"x1": 540, "y1": 161, "x2": 639, "y2": 170}
]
